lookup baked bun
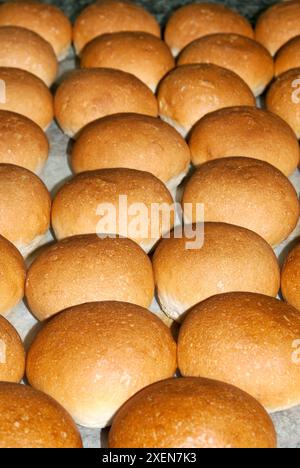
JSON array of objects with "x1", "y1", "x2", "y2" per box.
[
  {"x1": 165, "y1": 3, "x2": 254, "y2": 56},
  {"x1": 179, "y1": 292, "x2": 300, "y2": 413},
  {"x1": 0, "y1": 383, "x2": 82, "y2": 448},
  {"x1": 73, "y1": 0, "x2": 160, "y2": 55},
  {"x1": 158, "y1": 64, "x2": 255, "y2": 137},
  {"x1": 255, "y1": 0, "x2": 300, "y2": 56},
  {"x1": 109, "y1": 377, "x2": 277, "y2": 449},
  {"x1": 178, "y1": 33, "x2": 273, "y2": 97},
  {"x1": 55, "y1": 69, "x2": 158, "y2": 137},
  {"x1": 0, "y1": 26, "x2": 57, "y2": 86},
  {"x1": 266, "y1": 68, "x2": 300, "y2": 138},
  {"x1": 0, "y1": 110, "x2": 49, "y2": 174},
  {"x1": 282, "y1": 242, "x2": 300, "y2": 311},
  {"x1": 27, "y1": 301, "x2": 177, "y2": 428},
  {"x1": 182, "y1": 157, "x2": 299, "y2": 247},
  {"x1": 0, "y1": 1, "x2": 72, "y2": 60},
  {"x1": 152, "y1": 223, "x2": 280, "y2": 321},
  {"x1": 0, "y1": 316, "x2": 25, "y2": 383},
  {"x1": 189, "y1": 106, "x2": 299, "y2": 176},
  {"x1": 275, "y1": 36, "x2": 300, "y2": 77},
  {"x1": 81, "y1": 32, "x2": 174, "y2": 92},
  {"x1": 0, "y1": 68, "x2": 53, "y2": 130},
  {"x1": 0, "y1": 164, "x2": 51, "y2": 257},
  {"x1": 0, "y1": 235, "x2": 25, "y2": 317},
  {"x1": 71, "y1": 113, "x2": 190, "y2": 191},
  {"x1": 25, "y1": 234, "x2": 154, "y2": 321},
  {"x1": 52, "y1": 168, "x2": 175, "y2": 253}
]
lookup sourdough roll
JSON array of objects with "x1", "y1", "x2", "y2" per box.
[
  {"x1": 0, "y1": 68, "x2": 54, "y2": 130},
  {"x1": 74, "y1": 0, "x2": 160, "y2": 55},
  {"x1": 255, "y1": 0, "x2": 300, "y2": 56},
  {"x1": 0, "y1": 26, "x2": 58, "y2": 86},
  {"x1": 71, "y1": 113, "x2": 190, "y2": 191},
  {"x1": 158, "y1": 64, "x2": 255, "y2": 137},
  {"x1": 275, "y1": 37, "x2": 300, "y2": 77},
  {"x1": 0, "y1": 164, "x2": 51, "y2": 257},
  {"x1": 0, "y1": 111, "x2": 49, "y2": 174},
  {"x1": 178, "y1": 33, "x2": 274, "y2": 97},
  {"x1": 25, "y1": 234, "x2": 154, "y2": 321},
  {"x1": 0, "y1": 1, "x2": 72, "y2": 60},
  {"x1": 165, "y1": 3, "x2": 254, "y2": 56},
  {"x1": 81, "y1": 32, "x2": 175, "y2": 92},
  {"x1": 52, "y1": 168, "x2": 175, "y2": 253},
  {"x1": 0, "y1": 316, "x2": 25, "y2": 382},
  {"x1": 55, "y1": 69, "x2": 158, "y2": 137},
  {"x1": 189, "y1": 106, "x2": 299, "y2": 176},
  {"x1": 282, "y1": 243, "x2": 300, "y2": 311},
  {"x1": 0, "y1": 383, "x2": 82, "y2": 448},
  {"x1": 179, "y1": 292, "x2": 300, "y2": 413},
  {"x1": 152, "y1": 223, "x2": 280, "y2": 321},
  {"x1": 266, "y1": 68, "x2": 300, "y2": 138},
  {"x1": 182, "y1": 157, "x2": 299, "y2": 247},
  {"x1": 109, "y1": 377, "x2": 277, "y2": 449},
  {"x1": 0, "y1": 235, "x2": 25, "y2": 317},
  {"x1": 26, "y1": 301, "x2": 177, "y2": 428}
]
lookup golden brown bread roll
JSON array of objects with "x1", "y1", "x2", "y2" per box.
[
  {"x1": 0, "y1": 316, "x2": 25, "y2": 382},
  {"x1": 282, "y1": 242, "x2": 300, "y2": 311}
]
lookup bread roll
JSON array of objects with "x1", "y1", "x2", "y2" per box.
[
  {"x1": 165, "y1": 3, "x2": 253, "y2": 57},
  {"x1": 266, "y1": 68, "x2": 300, "y2": 138},
  {"x1": 275, "y1": 36, "x2": 300, "y2": 77},
  {"x1": 179, "y1": 292, "x2": 300, "y2": 413},
  {"x1": 71, "y1": 113, "x2": 190, "y2": 191},
  {"x1": 55, "y1": 69, "x2": 158, "y2": 137},
  {"x1": 81, "y1": 32, "x2": 174, "y2": 92},
  {"x1": 255, "y1": 0, "x2": 300, "y2": 56},
  {"x1": 0, "y1": 67, "x2": 53, "y2": 130},
  {"x1": 158, "y1": 64, "x2": 255, "y2": 137},
  {"x1": 0, "y1": 110, "x2": 49, "y2": 174},
  {"x1": 25, "y1": 234, "x2": 154, "y2": 321},
  {"x1": 0, "y1": 1, "x2": 72, "y2": 60},
  {"x1": 0, "y1": 316, "x2": 25, "y2": 383},
  {"x1": 282, "y1": 242, "x2": 300, "y2": 311},
  {"x1": 109, "y1": 377, "x2": 277, "y2": 449},
  {"x1": 74, "y1": 0, "x2": 160, "y2": 55},
  {"x1": 26, "y1": 301, "x2": 177, "y2": 428},
  {"x1": 0, "y1": 164, "x2": 51, "y2": 257},
  {"x1": 178, "y1": 33, "x2": 274, "y2": 97},
  {"x1": 189, "y1": 106, "x2": 299, "y2": 176},
  {"x1": 152, "y1": 223, "x2": 280, "y2": 321},
  {"x1": 0, "y1": 383, "x2": 82, "y2": 448},
  {"x1": 182, "y1": 157, "x2": 299, "y2": 247},
  {"x1": 51, "y1": 168, "x2": 175, "y2": 253}
]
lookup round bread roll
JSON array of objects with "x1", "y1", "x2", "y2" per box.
[
  {"x1": 0, "y1": 110, "x2": 49, "y2": 174},
  {"x1": 73, "y1": 0, "x2": 160, "y2": 55},
  {"x1": 52, "y1": 168, "x2": 175, "y2": 253},
  {"x1": 255, "y1": 0, "x2": 300, "y2": 56},
  {"x1": 25, "y1": 234, "x2": 154, "y2": 321},
  {"x1": 0, "y1": 235, "x2": 25, "y2": 317},
  {"x1": 109, "y1": 377, "x2": 277, "y2": 449},
  {"x1": 0, "y1": 164, "x2": 51, "y2": 257},
  {"x1": 266, "y1": 68, "x2": 300, "y2": 138},
  {"x1": 165, "y1": 3, "x2": 254, "y2": 57},
  {"x1": 0, "y1": 316, "x2": 25, "y2": 382},
  {"x1": 182, "y1": 157, "x2": 299, "y2": 247},
  {"x1": 81, "y1": 32, "x2": 174, "y2": 92},
  {"x1": 55, "y1": 69, "x2": 158, "y2": 137},
  {"x1": 178, "y1": 33, "x2": 274, "y2": 97},
  {"x1": 0, "y1": 26, "x2": 58, "y2": 86},
  {"x1": 281, "y1": 242, "x2": 300, "y2": 311},
  {"x1": 275, "y1": 36, "x2": 300, "y2": 77},
  {"x1": 26, "y1": 301, "x2": 177, "y2": 428},
  {"x1": 0, "y1": 1, "x2": 72, "y2": 60},
  {"x1": 158, "y1": 64, "x2": 255, "y2": 137},
  {"x1": 179, "y1": 292, "x2": 300, "y2": 413},
  {"x1": 0, "y1": 68, "x2": 53, "y2": 130},
  {"x1": 0, "y1": 383, "x2": 82, "y2": 448},
  {"x1": 189, "y1": 106, "x2": 299, "y2": 177},
  {"x1": 152, "y1": 222, "x2": 280, "y2": 321},
  {"x1": 71, "y1": 113, "x2": 190, "y2": 191}
]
